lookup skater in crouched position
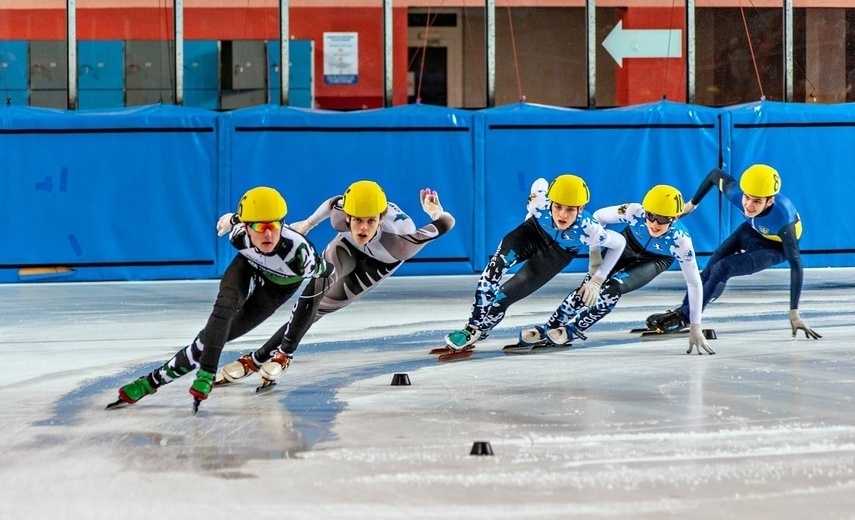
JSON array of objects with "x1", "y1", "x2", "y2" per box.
[
  {"x1": 646, "y1": 165, "x2": 820, "y2": 340},
  {"x1": 522, "y1": 184, "x2": 714, "y2": 355},
  {"x1": 444, "y1": 174, "x2": 626, "y2": 352},
  {"x1": 217, "y1": 180, "x2": 454, "y2": 386},
  {"x1": 110, "y1": 186, "x2": 328, "y2": 408}
]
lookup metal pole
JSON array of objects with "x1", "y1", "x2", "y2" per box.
[
  {"x1": 486, "y1": 0, "x2": 495, "y2": 107},
  {"x1": 384, "y1": 0, "x2": 393, "y2": 107},
  {"x1": 67, "y1": 0, "x2": 77, "y2": 109},
  {"x1": 174, "y1": 0, "x2": 184, "y2": 105},
  {"x1": 783, "y1": 0, "x2": 794, "y2": 101},
  {"x1": 586, "y1": 0, "x2": 595, "y2": 108},
  {"x1": 686, "y1": 0, "x2": 695, "y2": 103},
  {"x1": 280, "y1": 0, "x2": 290, "y2": 105}
]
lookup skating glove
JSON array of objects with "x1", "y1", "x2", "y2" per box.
[
  {"x1": 688, "y1": 324, "x2": 715, "y2": 355},
  {"x1": 216, "y1": 212, "x2": 237, "y2": 236},
  {"x1": 587, "y1": 247, "x2": 603, "y2": 275},
  {"x1": 680, "y1": 201, "x2": 697, "y2": 218},
  {"x1": 420, "y1": 189, "x2": 444, "y2": 220},
  {"x1": 290, "y1": 218, "x2": 317, "y2": 235},
  {"x1": 526, "y1": 178, "x2": 549, "y2": 218},
  {"x1": 789, "y1": 309, "x2": 821, "y2": 339},
  {"x1": 576, "y1": 275, "x2": 604, "y2": 307}
]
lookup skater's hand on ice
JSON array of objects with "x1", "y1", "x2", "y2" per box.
[
  {"x1": 217, "y1": 213, "x2": 236, "y2": 236},
  {"x1": 289, "y1": 218, "x2": 316, "y2": 235},
  {"x1": 679, "y1": 201, "x2": 697, "y2": 218},
  {"x1": 420, "y1": 189, "x2": 444, "y2": 220},
  {"x1": 789, "y1": 309, "x2": 821, "y2": 340},
  {"x1": 576, "y1": 276, "x2": 604, "y2": 307},
  {"x1": 687, "y1": 324, "x2": 715, "y2": 355},
  {"x1": 587, "y1": 247, "x2": 603, "y2": 275}
]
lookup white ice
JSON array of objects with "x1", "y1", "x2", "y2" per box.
[{"x1": 1, "y1": 269, "x2": 853, "y2": 519}]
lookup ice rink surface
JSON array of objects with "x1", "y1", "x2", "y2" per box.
[{"x1": 1, "y1": 268, "x2": 854, "y2": 519}]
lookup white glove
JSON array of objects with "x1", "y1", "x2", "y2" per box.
[
  {"x1": 420, "y1": 188, "x2": 444, "y2": 220},
  {"x1": 680, "y1": 201, "x2": 697, "y2": 218},
  {"x1": 576, "y1": 275, "x2": 604, "y2": 307},
  {"x1": 526, "y1": 178, "x2": 549, "y2": 218},
  {"x1": 688, "y1": 324, "x2": 715, "y2": 355},
  {"x1": 790, "y1": 309, "x2": 821, "y2": 339},
  {"x1": 217, "y1": 213, "x2": 236, "y2": 237},
  {"x1": 587, "y1": 247, "x2": 603, "y2": 276},
  {"x1": 289, "y1": 218, "x2": 317, "y2": 235}
]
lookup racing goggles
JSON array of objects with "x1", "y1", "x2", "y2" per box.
[
  {"x1": 247, "y1": 220, "x2": 283, "y2": 233},
  {"x1": 645, "y1": 212, "x2": 675, "y2": 225}
]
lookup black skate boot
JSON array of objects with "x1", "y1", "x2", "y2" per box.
[{"x1": 646, "y1": 309, "x2": 688, "y2": 333}]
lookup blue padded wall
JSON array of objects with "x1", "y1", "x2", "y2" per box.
[
  {"x1": 2, "y1": 100, "x2": 854, "y2": 283},
  {"x1": 0, "y1": 104, "x2": 220, "y2": 282},
  {"x1": 481, "y1": 101, "x2": 722, "y2": 271},
  {"x1": 222, "y1": 103, "x2": 475, "y2": 276},
  {"x1": 720, "y1": 101, "x2": 855, "y2": 268}
]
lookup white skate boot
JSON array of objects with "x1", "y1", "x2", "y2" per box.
[
  {"x1": 217, "y1": 354, "x2": 260, "y2": 385},
  {"x1": 258, "y1": 351, "x2": 292, "y2": 389}
]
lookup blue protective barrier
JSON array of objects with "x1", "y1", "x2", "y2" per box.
[
  {"x1": 1, "y1": 100, "x2": 853, "y2": 283},
  {"x1": 222, "y1": 103, "x2": 475, "y2": 276},
  {"x1": 480, "y1": 101, "x2": 722, "y2": 271},
  {"x1": 0, "y1": 104, "x2": 220, "y2": 282},
  {"x1": 720, "y1": 101, "x2": 855, "y2": 268}
]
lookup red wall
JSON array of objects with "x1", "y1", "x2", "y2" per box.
[{"x1": 0, "y1": 7, "x2": 409, "y2": 109}]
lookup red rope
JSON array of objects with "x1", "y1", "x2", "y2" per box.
[
  {"x1": 738, "y1": 0, "x2": 765, "y2": 100},
  {"x1": 415, "y1": 5, "x2": 433, "y2": 103},
  {"x1": 408, "y1": 4, "x2": 444, "y2": 72},
  {"x1": 461, "y1": 0, "x2": 483, "y2": 106},
  {"x1": 505, "y1": 2, "x2": 524, "y2": 102}
]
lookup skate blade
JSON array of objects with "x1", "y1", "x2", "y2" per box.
[
  {"x1": 503, "y1": 341, "x2": 568, "y2": 355},
  {"x1": 214, "y1": 378, "x2": 237, "y2": 387},
  {"x1": 437, "y1": 348, "x2": 475, "y2": 362},
  {"x1": 256, "y1": 381, "x2": 277, "y2": 394},
  {"x1": 192, "y1": 398, "x2": 202, "y2": 415},
  {"x1": 105, "y1": 398, "x2": 128, "y2": 410},
  {"x1": 630, "y1": 327, "x2": 656, "y2": 333},
  {"x1": 502, "y1": 343, "x2": 534, "y2": 354},
  {"x1": 640, "y1": 328, "x2": 716, "y2": 340},
  {"x1": 429, "y1": 346, "x2": 452, "y2": 355}
]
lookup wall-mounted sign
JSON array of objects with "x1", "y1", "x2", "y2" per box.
[
  {"x1": 323, "y1": 32, "x2": 358, "y2": 85},
  {"x1": 602, "y1": 20, "x2": 682, "y2": 67}
]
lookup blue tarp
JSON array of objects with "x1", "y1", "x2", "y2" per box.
[
  {"x1": 1, "y1": 104, "x2": 220, "y2": 282},
  {"x1": 480, "y1": 101, "x2": 722, "y2": 267},
  {"x1": 1, "y1": 100, "x2": 852, "y2": 282},
  {"x1": 222, "y1": 103, "x2": 475, "y2": 275}
]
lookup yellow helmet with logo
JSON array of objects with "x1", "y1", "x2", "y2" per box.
[
  {"x1": 547, "y1": 174, "x2": 590, "y2": 206},
  {"x1": 739, "y1": 164, "x2": 781, "y2": 197},
  {"x1": 236, "y1": 186, "x2": 287, "y2": 222},
  {"x1": 642, "y1": 185, "x2": 684, "y2": 217},
  {"x1": 342, "y1": 180, "x2": 387, "y2": 217}
]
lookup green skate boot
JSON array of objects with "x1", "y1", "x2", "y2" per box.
[
  {"x1": 107, "y1": 376, "x2": 157, "y2": 409},
  {"x1": 190, "y1": 369, "x2": 215, "y2": 415},
  {"x1": 189, "y1": 369, "x2": 215, "y2": 401}
]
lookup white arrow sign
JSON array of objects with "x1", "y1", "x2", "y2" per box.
[{"x1": 602, "y1": 20, "x2": 682, "y2": 67}]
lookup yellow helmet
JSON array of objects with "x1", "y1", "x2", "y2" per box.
[
  {"x1": 642, "y1": 185, "x2": 684, "y2": 217},
  {"x1": 547, "y1": 174, "x2": 590, "y2": 206},
  {"x1": 739, "y1": 164, "x2": 781, "y2": 197},
  {"x1": 342, "y1": 180, "x2": 387, "y2": 217},
  {"x1": 236, "y1": 186, "x2": 287, "y2": 222}
]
